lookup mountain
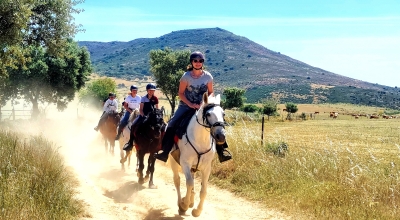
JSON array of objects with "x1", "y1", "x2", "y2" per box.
[{"x1": 78, "y1": 27, "x2": 400, "y2": 109}]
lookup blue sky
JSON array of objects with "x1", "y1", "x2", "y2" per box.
[{"x1": 74, "y1": 0, "x2": 400, "y2": 87}]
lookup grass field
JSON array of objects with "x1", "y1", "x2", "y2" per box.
[
  {"x1": 3, "y1": 74, "x2": 400, "y2": 219},
  {"x1": 210, "y1": 110, "x2": 400, "y2": 219}
]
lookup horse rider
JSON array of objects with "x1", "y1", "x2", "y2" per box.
[
  {"x1": 115, "y1": 85, "x2": 141, "y2": 140},
  {"x1": 123, "y1": 83, "x2": 159, "y2": 151},
  {"x1": 155, "y1": 51, "x2": 232, "y2": 163},
  {"x1": 94, "y1": 92, "x2": 118, "y2": 131}
]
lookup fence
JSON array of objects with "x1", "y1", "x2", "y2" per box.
[{"x1": 0, "y1": 106, "x2": 31, "y2": 121}]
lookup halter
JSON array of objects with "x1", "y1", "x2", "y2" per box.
[{"x1": 186, "y1": 103, "x2": 226, "y2": 171}]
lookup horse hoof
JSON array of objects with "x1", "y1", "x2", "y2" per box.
[
  {"x1": 144, "y1": 176, "x2": 149, "y2": 183},
  {"x1": 138, "y1": 178, "x2": 144, "y2": 185},
  {"x1": 179, "y1": 202, "x2": 188, "y2": 213},
  {"x1": 120, "y1": 158, "x2": 126, "y2": 163},
  {"x1": 192, "y1": 209, "x2": 201, "y2": 217},
  {"x1": 189, "y1": 202, "x2": 194, "y2": 208},
  {"x1": 149, "y1": 184, "x2": 157, "y2": 189}
]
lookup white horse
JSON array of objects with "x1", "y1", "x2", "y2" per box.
[
  {"x1": 169, "y1": 93, "x2": 226, "y2": 217},
  {"x1": 119, "y1": 108, "x2": 139, "y2": 170}
]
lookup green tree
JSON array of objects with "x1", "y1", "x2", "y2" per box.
[
  {"x1": 285, "y1": 102, "x2": 298, "y2": 120},
  {"x1": 0, "y1": 0, "x2": 83, "y2": 77},
  {"x1": 5, "y1": 40, "x2": 92, "y2": 118},
  {"x1": 242, "y1": 104, "x2": 259, "y2": 114},
  {"x1": 261, "y1": 99, "x2": 278, "y2": 120},
  {"x1": 223, "y1": 87, "x2": 245, "y2": 109},
  {"x1": 79, "y1": 78, "x2": 117, "y2": 110},
  {"x1": 149, "y1": 48, "x2": 191, "y2": 114}
]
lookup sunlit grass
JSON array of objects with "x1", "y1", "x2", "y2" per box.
[
  {"x1": 211, "y1": 111, "x2": 400, "y2": 219},
  {"x1": 0, "y1": 129, "x2": 85, "y2": 219}
]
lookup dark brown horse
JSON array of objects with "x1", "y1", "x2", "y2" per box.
[
  {"x1": 99, "y1": 112, "x2": 120, "y2": 155},
  {"x1": 129, "y1": 108, "x2": 165, "y2": 188}
]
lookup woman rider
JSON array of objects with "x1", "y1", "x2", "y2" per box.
[
  {"x1": 123, "y1": 83, "x2": 159, "y2": 151},
  {"x1": 154, "y1": 51, "x2": 232, "y2": 163},
  {"x1": 115, "y1": 85, "x2": 141, "y2": 140}
]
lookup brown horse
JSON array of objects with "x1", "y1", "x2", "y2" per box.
[
  {"x1": 123, "y1": 108, "x2": 165, "y2": 188},
  {"x1": 99, "y1": 112, "x2": 120, "y2": 155}
]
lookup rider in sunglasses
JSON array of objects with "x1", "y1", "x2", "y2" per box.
[{"x1": 155, "y1": 51, "x2": 232, "y2": 163}]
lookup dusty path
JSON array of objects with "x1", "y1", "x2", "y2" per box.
[{"x1": 39, "y1": 106, "x2": 290, "y2": 220}]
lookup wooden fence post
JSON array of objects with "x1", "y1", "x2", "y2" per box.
[
  {"x1": 261, "y1": 115, "x2": 265, "y2": 146},
  {"x1": 12, "y1": 107, "x2": 15, "y2": 120}
]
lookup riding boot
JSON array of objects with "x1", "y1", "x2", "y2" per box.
[
  {"x1": 154, "y1": 127, "x2": 175, "y2": 162},
  {"x1": 216, "y1": 142, "x2": 232, "y2": 163},
  {"x1": 115, "y1": 127, "x2": 123, "y2": 140},
  {"x1": 123, "y1": 130, "x2": 135, "y2": 151}
]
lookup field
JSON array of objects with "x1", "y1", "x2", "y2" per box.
[
  {"x1": 212, "y1": 109, "x2": 400, "y2": 219},
  {"x1": 2, "y1": 75, "x2": 400, "y2": 218}
]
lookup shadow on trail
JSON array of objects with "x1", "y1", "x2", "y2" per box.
[
  {"x1": 98, "y1": 168, "x2": 129, "y2": 182},
  {"x1": 143, "y1": 208, "x2": 185, "y2": 220},
  {"x1": 103, "y1": 181, "x2": 145, "y2": 203}
]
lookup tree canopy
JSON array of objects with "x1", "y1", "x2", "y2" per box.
[
  {"x1": 78, "y1": 78, "x2": 117, "y2": 110},
  {"x1": 261, "y1": 99, "x2": 278, "y2": 120},
  {"x1": 149, "y1": 48, "x2": 191, "y2": 114},
  {"x1": 285, "y1": 102, "x2": 298, "y2": 120},
  {"x1": 223, "y1": 87, "x2": 245, "y2": 109},
  {"x1": 0, "y1": 0, "x2": 83, "y2": 77},
  {"x1": 3, "y1": 40, "x2": 92, "y2": 118}
]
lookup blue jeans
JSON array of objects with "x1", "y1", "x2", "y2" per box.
[
  {"x1": 119, "y1": 111, "x2": 131, "y2": 129},
  {"x1": 167, "y1": 104, "x2": 192, "y2": 129}
]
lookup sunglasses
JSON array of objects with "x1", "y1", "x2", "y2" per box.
[{"x1": 193, "y1": 59, "x2": 204, "y2": 63}]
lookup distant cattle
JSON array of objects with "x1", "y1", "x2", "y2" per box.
[
  {"x1": 355, "y1": 115, "x2": 359, "y2": 119},
  {"x1": 314, "y1": 111, "x2": 320, "y2": 114},
  {"x1": 333, "y1": 112, "x2": 338, "y2": 119},
  {"x1": 382, "y1": 115, "x2": 393, "y2": 119},
  {"x1": 370, "y1": 115, "x2": 379, "y2": 119}
]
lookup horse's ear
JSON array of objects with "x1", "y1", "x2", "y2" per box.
[
  {"x1": 215, "y1": 94, "x2": 221, "y2": 105},
  {"x1": 203, "y1": 92, "x2": 208, "y2": 104}
]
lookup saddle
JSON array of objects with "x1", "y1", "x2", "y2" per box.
[{"x1": 175, "y1": 108, "x2": 196, "y2": 140}]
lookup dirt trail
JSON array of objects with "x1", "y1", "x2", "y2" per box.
[{"x1": 38, "y1": 103, "x2": 290, "y2": 220}]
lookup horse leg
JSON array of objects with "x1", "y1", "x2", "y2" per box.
[
  {"x1": 171, "y1": 155, "x2": 184, "y2": 214},
  {"x1": 179, "y1": 164, "x2": 194, "y2": 213},
  {"x1": 192, "y1": 167, "x2": 211, "y2": 217},
  {"x1": 144, "y1": 153, "x2": 154, "y2": 183},
  {"x1": 104, "y1": 139, "x2": 108, "y2": 154},
  {"x1": 137, "y1": 151, "x2": 145, "y2": 184},
  {"x1": 147, "y1": 153, "x2": 157, "y2": 189}
]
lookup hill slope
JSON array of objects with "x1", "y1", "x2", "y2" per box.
[{"x1": 79, "y1": 28, "x2": 400, "y2": 109}]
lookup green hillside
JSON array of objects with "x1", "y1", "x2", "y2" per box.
[{"x1": 79, "y1": 27, "x2": 400, "y2": 109}]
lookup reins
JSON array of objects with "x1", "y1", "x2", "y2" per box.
[{"x1": 186, "y1": 104, "x2": 226, "y2": 171}]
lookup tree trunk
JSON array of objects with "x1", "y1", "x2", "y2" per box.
[{"x1": 31, "y1": 101, "x2": 39, "y2": 119}]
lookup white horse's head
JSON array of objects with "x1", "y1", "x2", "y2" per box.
[{"x1": 200, "y1": 93, "x2": 226, "y2": 145}]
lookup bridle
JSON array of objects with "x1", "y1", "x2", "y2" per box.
[{"x1": 186, "y1": 103, "x2": 226, "y2": 171}]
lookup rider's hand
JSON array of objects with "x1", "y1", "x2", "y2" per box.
[{"x1": 190, "y1": 103, "x2": 200, "y2": 110}]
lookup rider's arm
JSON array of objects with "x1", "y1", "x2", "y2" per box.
[
  {"x1": 207, "y1": 80, "x2": 214, "y2": 97},
  {"x1": 139, "y1": 102, "x2": 144, "y2": 116}
]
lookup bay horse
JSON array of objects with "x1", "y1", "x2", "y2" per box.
[
  {"x1": 118, "y1": 108, "x2": 140, "y2": 170},
  {"x1": 122, "y1": 107, "x2": 165, "y2": 188},
  {"x1": 169, "y1": 93, "x2": 226, "y2": 217},
  {"x1": 99, "y1": 111, "x2": 120, "y2": 155}
]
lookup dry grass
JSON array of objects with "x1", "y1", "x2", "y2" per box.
[
  {"x1": 211, "y1": 110, "x2": 400, "y2": 219},
  {"x1": 0, "y1": 127, "x2": 85, "y2": 220}
]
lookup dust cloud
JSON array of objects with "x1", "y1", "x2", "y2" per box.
[{"x1": 7, "y1": 99, "x2": 289, "y2": 220}]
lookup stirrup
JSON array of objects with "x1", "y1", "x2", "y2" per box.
[
  {"x1": 154, "y1": 151, "x2": 169, "y2": 162},
  {"x1": 123, "y1": 142, "x2": 133, "y2": 151}
]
